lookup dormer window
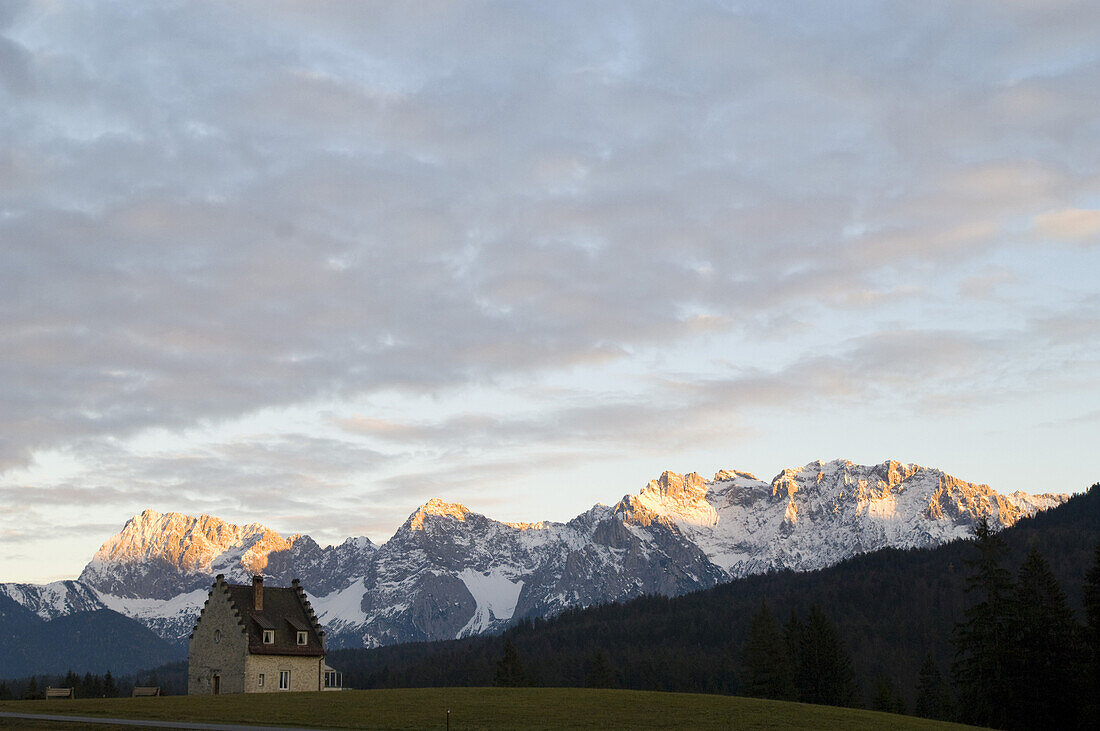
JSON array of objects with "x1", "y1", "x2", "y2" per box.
[
  {"x1": 263, "y1": 629, "x2": 274, "y2": 644},
  {"x1": 297, "y1": 631, "x2": 308, "y2": 645}
]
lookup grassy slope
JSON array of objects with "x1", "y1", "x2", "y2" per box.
[{"x1": 0, "y1": 687, "x2": 981, "y2": 730}]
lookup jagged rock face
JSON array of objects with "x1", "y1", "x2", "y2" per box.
[
  {"x1": 263, "y1": 535, "x2": 378, "y2": 596},
  {"x1": 2, "y1": 459, "x2": 1070, "y2": 649}
]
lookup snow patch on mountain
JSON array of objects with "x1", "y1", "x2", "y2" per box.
[
  {"x1": 310, "y1": 577, "x2": 369, "y2": 634},
  {"x1": 96, "y1": 588, "x2": 209, "y2": 639},
  {"x1": 456, "y1": 567, "x2": 524, "y2": 637}
]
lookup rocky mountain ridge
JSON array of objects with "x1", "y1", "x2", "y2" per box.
[{"x1": 0, "y1": 459, "x2": 1069, "y2": 650}]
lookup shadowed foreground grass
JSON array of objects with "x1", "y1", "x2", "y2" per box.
[{"x1": 0, "y1": 687, "x2": 981, "y2": 730}]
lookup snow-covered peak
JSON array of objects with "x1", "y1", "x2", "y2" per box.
[
  {"x1": 1005, "y1": 490, "x2": 1068, "y2": 513},
  {"x1": 503, "y1": 520, "x2": 549, "y2": 530},
  {"x1": 77, "y1": 510, "x2": 303, "y2": 599},
  {"x1": 0, "y1": 580, "x2": 105, "y2": 620},
  {"x1": 407, "y1": 498, "x2": 471, "y2": 530},
  {"x1": 622, "y1": 470, "x2": 719, "y2": 528},
  {"x1": 336, "y1": 536, "x2": 376, "y2": 552},
  {"x1": 713, "y1": 469, "x2": 759, "y2": 483},
  {"x1": 768, "y1": 459, "x2": 923, "y2": 500},
  {"x1": 85, "y1": 510, "x2": 296, "y2": 574}
]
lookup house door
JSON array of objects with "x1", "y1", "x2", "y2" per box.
[{"x1": 212, "y1": 675, "x2": 220, "y2": 695}]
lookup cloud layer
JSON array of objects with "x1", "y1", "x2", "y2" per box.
[{"x1": 2, "y1": 1, "x2": 1099, "y2": 581}]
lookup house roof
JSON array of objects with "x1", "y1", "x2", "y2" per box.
[{"x1": 203, "y1": 576, "x2": 326, "y2": 657}]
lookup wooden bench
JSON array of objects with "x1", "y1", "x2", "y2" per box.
[
  {"x1": 131, "y1": 686, "x2": 161, "y2": 697},
  {"x1": 45, "y1": 687, "x2": 74, "y2": 699}
]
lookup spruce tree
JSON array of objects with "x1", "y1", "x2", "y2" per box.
[
  {"x1": 742, "y1": 601, "x2": 796, "y2": 700},
  {"x1": 783, "y1": 609, "x2": 802, "y2": 691},
  {"x1": 585, "y1": 650, "x2": 616, "y2": 689},
  {"x1": 914, "y1": 653, "x2": 952, "y2": 721},
  {"x1": 493, "y1": 639, "x2": 529, "y2": 687},
  {"x1": 103, "y1": 670, "x2": 117, "y2": 698},
  {"x1": 952, "y1": 516, "x2": 1014, "y2": 729},
  {"x1": 1005, "y1": 546, "x2": 1082, "y2": 730},
  {"x1": 871, "y1": 677, "x2": 906, "y2": 715},
  {"x1": 797, "y1": 605, "x2": 859, "y2": 707},
  {"x1": 0, "y1": 681, "x2": 11, "y2": 700},
  {"x1": 1084, "y1": 539, "x2": 1100, "y2": 710}
]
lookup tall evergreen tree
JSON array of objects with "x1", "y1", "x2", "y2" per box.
[
  {"x1": 783, "y1": 610, "x2": 802, "y2": 686},
  {"x1": 914, "y1": 653, "x2": 952, "y2": 721},
  {"x1": 1084, "y1": 539, "x2": 1100, "y2": 711},
  {"x1": 952, "y1": 516, "x2": 1014, "y2": 729},
  {"x1": 742, "y1": 601, "x2": 796, "y2": 700},
  {"x1": 585, "y1": 650, "x2": 617, "y2": 689},
  {"x1": 1005, "y1": 546, "x2": 1082, "y2": 730},
  {"x1": 0, "y1": 681, "x2": 11, "y2": 700},
  {"x1": 63, "y1": 670, "x2": 78, "y2": 694},
  {"x1": 493, "y1": 639, "x2": 529, "y2": 687},
  {"x1": 797, "y1": 605, "x2": 859, "y2": 707},
  {"x1": 103, "y1": 670, "x2": 118, "y2": 698},
  {"x1": 871, "y1": 677, "x2": 906, "y2": 715}
]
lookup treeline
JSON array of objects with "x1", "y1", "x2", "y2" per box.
[
  {"x1": 742, "y1": 517, "x2": 1100, "y2": 728},
  {"x1": 950, "y1": 519, "x2": 1095, "y2": 729},
  {"x1": 328, "y1": 483, "x2": 1100, "y2": 728},
  {"x1": 0, "y1": 661, "x2": 187, "y2": 699}
]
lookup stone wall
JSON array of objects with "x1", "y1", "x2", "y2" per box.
[{"x1": 244, "y1": 654, "x2": 323, "y2": 693}]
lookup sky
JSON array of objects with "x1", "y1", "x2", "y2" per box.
[{"x1": 2, "y1": 0, "x2": 1099, "y2": 583}]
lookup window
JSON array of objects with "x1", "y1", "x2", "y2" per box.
[
  {"x1": 257, "y1": 674, "x2": 264, "y2": 687},
  {"x1": 296, "y1": 631, "x2": 308, "y2": 645},
  {"x1": 279, "y1": 670, "x2": 290, "y2": 690},
  {"x1": 213, "y1": 629, "x2": 221, "y2": 644},
  {"x1": 263, "y1": 629, "x2": 274, "y2": 644}
]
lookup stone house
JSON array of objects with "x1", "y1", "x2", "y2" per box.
[{"x1": 188, "y1": 575, "x2": 342, "y2": 694}]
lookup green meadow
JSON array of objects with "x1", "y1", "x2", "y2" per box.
[{"x1": 0, "y1": 687, "x2": 981, "y2": 730}]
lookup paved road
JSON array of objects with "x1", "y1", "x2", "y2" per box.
[{"x1": 0, "y1": 711, "x2": 327, "y2": 730}]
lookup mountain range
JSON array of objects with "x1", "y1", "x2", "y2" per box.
[
  {"x1": 0, "y1": 459, "x2": 1068, "y2": 661},
  {"x1": 322, "y1": 480, "x2": 1100, "y2": 715}
]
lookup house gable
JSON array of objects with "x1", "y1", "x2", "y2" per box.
[{"x1": 187, "y1": 575, "x2": 249, "y2": 694}]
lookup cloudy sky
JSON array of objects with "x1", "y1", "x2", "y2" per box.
[{"x1": 3, "y1": 1, "x2": 1099, "y2": 583}]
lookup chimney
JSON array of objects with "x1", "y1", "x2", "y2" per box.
[{"x1": 252, "y1": 575, "x2": 263, "y2": 611}]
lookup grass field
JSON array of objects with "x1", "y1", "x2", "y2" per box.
[{"x1": 0, "y1": 687, "x2": 981, "y2": 730}]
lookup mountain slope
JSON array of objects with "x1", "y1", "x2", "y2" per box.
[{"x1": 1, "y1": 459, "x2": 1071, "y2": 651}]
